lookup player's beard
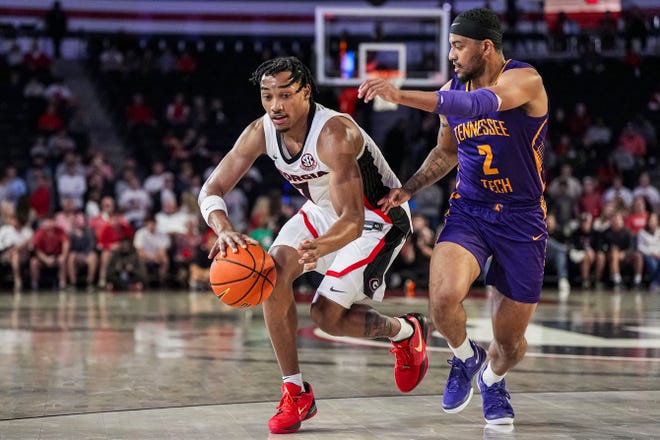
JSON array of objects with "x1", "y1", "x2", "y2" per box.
[{"x1": 457, "y1": 52, "x2": 487, "y2": 84}]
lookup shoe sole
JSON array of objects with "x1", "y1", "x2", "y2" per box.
[
  {"x1": 268, "y1": 399, "x2": 317, "y2": 434},
  {"x1": 442, "y1": 387, "x2": 474, "y2": 414},
  {"x1": 485, "y1": 417, "x2": 514, "y2": 425}
]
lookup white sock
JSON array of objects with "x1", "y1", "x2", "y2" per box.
[
  {"x1": 634, "y1": 274, "x2": 642, "y2": 284},
  {"x1": 449, "y1": 337, "x2": 474, "y2": 362},
  {"x1": 390, "y1": 317, "x2": 414, "y2": 342},
  {"x1": 283, "y1": 373, "x2": 304, "y2": 389},
  {"x1": 481, "y1": 362, "x2": 506, "y2": 387}
]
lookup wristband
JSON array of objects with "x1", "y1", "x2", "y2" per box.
[{"x1": 199, "y1": 195, "x2": 227, "y2": 226}]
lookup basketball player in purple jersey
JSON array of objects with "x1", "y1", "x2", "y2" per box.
[{"x1": 359, "y1": 8, "x2": 548, "y2": 425}]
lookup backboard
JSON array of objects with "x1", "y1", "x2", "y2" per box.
[{"x1": 315, "y1": 6, "x2": 450, "y2": 88}]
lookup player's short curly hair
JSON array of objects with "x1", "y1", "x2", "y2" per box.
[
  {"x1": 249, "y1": 56, "x2": 317, "y2": 100},
  {"x1": 455, "y1": 8, "x2": 503, "y2": 50}
]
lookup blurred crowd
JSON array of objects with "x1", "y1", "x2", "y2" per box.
[{"x1": 0, "y1": 9, "x2": 659, "y2": 295}]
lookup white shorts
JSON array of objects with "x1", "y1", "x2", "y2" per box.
[{"x1": 271, "y1": 201, "x2": 410, "y2": 308}]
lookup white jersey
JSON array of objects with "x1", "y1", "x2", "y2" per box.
[{"x1": 262, "y1": 103, "x2": 411, "y2": 232}]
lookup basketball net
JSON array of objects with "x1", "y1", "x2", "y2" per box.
[{"x1": 368, "y1": 69, "x2": 404, "y2": 112}]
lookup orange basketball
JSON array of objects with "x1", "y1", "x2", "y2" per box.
[{"x1": 210, "y1": 243, "x2": 276, "y2": 308}]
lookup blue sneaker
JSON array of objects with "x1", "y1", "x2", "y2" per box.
[
  {"x1": 441, "y1": 340, "x2": 487, "y2": 413},
  {"x1": 477, "y1": 366, "x2": 515, "y2": 425}
]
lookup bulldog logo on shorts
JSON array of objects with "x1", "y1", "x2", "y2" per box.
[
  {"x1": 368, "y1": 278, "x2": 381, "y2": 292},
  {"x1": 300, "y1": 153, "x2": 317, "y2": 170}
]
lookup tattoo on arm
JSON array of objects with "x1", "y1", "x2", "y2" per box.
[
  {"x1": 364, "y1": 311, "x2": 395, "y2": 338},
  {"x1": 403, "y1": 120, "x2": 456, "y2": 194}
]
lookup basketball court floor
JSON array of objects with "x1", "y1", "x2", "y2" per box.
[{"x1": 0, "y1": 285, "x2": 658, "y2": 439}]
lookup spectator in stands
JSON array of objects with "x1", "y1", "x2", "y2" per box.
[
  {"x1": 157, "y1": 48, "x2": 177, "y2": 74},
  {"x1": 44, "y1": 1, "x2": 68, "y2": 59},
  {"x1": 593, "y1": 200, "x2": 616, "y2": 233},
  {"x1": 99, "y1": 44, "x2": 124, "y2": 73},
  {"x1": 551, "y1": 11, "x2": 568, "y2": 52},
  {"x1": 600, "y1": 211, "x2": 636, "y2": 288},
  {"x1": 54, "y1": 196, "x2": 77, "y2": 233},
  {"x1": 37, "y1": 102, "x2": 64, "y2": 135},
  {"x1": 568, "y1": 102, "x2": 591, "y2": 139},
  {"x1": 547, "y1": 163, "x2": 582, "y2": 200},
  {"x1": 5, "y1": 41, "x2": 24, "y2": 69},
  {"x1": 133, "y1": 216, "x2": 170, "y2": 287},
  {"x1": 188, "y1": 230, "x2": 215, "y2": 291},
  {"x1": 96, "y1": 211, "x2": 134, "y2": 289},
  {"x1": 633, "y1": 171, "x2": 660, "y2": 212},
  {"x1": 597, "y1": 10, "x2": 618, "y2": 51},
  {"x1": 583, "y1": 117, "x2": 612, "y2": 149},
  {"x1": 23, "y1": 41, "x2": 52, "y2": 75},
  {"x1": 172, "y1": 218, "x2": 202, "y2": 287},
  {"x1": 623, "y1": 6, "x2": 648, "y2": 52},
  {"x1": 0, "y1": 166, "x2": 28, "y2": 208},
  {"x1": 125, "y1": 93, "x2": 156, "y2": 128},
  {"x1": 625, "y1": 196, "x2": 649, "y2": 236},
  {"x1": 407, "y1": 213, "x2": 435, "y2": 289},
  {"x1": 56, "y1": 159, "x2": 87, "y2": 210},
  {"x1": 23, "y1": 76, "x2": 46, "y2": 100},
  {"x1": 0, "y1": 214, "x2": 33, "y2": 291},
  {"x1": 546, "y1": 213, "x2": 571, "y2": 299},
  {"x1": 411, "y1": 184, "x2": 444, "y2": 232},
  {"x1": 25, "y1": 151, "x2": 52, "y2": 192},
  {"x1": 44, "y1": 77, "x2": 74, "y2": 108},
  {"x1": 618, "y1": 122, "x2": 647, "y2": 159},
  {"x1": 143, "y1": 161, "x2": 168, "y2": 198},
  {"x1": 603, "y1": 175, "x2": 633, "y2": 210},
  {"x1": 635, "y1": 212, "x2": 660, "y2": 293},
  {"x1": 570, "y1": 213, "x2": 605, "y2": 289},
  {"x1": 547, "y1": 179, "x2": 578, "y2": 231},
  {"x1": 106, "y1": 236, "x2": 145, "y2": 292},
  {"x1": 118, "y1": 173, "x2": 151, "y2": 229},
  {"x1": 66, "y1": 212, "x2": 97, "y2": 289},
  {"x1": 578, "y1": 176, "x2": 603, "y2": 220},
  {"x1": 29, "y1": 215, "x2": 69, "y2": 290},
  {"x1": 165, "y1": 92, "x2": 190, "y2": 128},
  {"x1": 155, "y1": 196, "x2": 192, "y2": 235},
  {"x1": 29, "y1": 171, "x2": 52, "y2": 222},
  {"x1": 189, "y1": 95, "x2": 208, "y2": 129},
  {"x1": 175, "y1": 50, "x2": 197, "y2": 75},
  {"x1": 48, "y1": 129, "x2": 76, "y2": 159}
]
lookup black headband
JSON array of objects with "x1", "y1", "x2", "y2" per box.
[{"x1": 450, "y1": 18, "x2": 502, "y2": 45}]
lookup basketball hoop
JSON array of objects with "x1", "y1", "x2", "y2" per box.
[{"x1": 369, "y1": 69, "x2": 405, "y2": 112}]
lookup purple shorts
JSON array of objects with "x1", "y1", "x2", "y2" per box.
[{"x1": 437, "y1": 197, "x2": 547, "y2": 303}]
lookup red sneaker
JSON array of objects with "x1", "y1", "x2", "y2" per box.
[
  {"x1": 390, "y1": 313, "x2": 430, "y2": 392},
  {"x1": 268, "y1": 382, "x2": 317, "y2": 434}
]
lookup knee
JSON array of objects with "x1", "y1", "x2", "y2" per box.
[
  {"x1": 493, "y1": 337, "x2": 527, "y2": 359},
  {"x1": 310, "y1": 301, "x2": 342, "y2": 336},
  {"x1": 429, "y1": 284, "x2": 462, "y2": 316}
]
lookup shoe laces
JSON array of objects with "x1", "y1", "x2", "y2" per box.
[
  {"x1": 445, "y1": 358, "x2": 469, "y2": 391},
  {"x1": 484, "y1": 381, "x2": 511, "y2": 411},
  {"x1": 276, "y1": 388, "x2": 299, "y2": 413},
  {"x1": 390, "y1": 340, "x2": 413, "y2": 367}
]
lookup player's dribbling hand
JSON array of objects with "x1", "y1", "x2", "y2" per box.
[
  {"x1": 377, "y1": 188, "x2": 411, "y2": 214},
  {"x1": 208, "y1": 231, "x2": 258, "y2": 259},
  {"x1": 297, "y1": 239, "x2": 320, "y2": 271},
  {"x1": 357, "y1": 77, "x2": 401, "y2": 104}
]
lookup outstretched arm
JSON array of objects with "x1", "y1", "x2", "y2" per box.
[
  {"x1": 199, "y1": 118, "x2": 265, "y2": 257},
  {"x1": 358, "y1": 67, "x2": 546, "y2": 117}
]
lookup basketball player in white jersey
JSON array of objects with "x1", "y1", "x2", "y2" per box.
[{"x1": 198, "y1": 57, "x2": 429, "y2": 434}]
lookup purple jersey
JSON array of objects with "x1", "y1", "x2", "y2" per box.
[{"x1": 445, "y1": 59, "x2": 548, "y2": 208}]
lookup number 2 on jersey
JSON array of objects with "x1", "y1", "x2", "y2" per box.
[{"x1": 477, "y1": 144, "x2": 499, "y2": 175}]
